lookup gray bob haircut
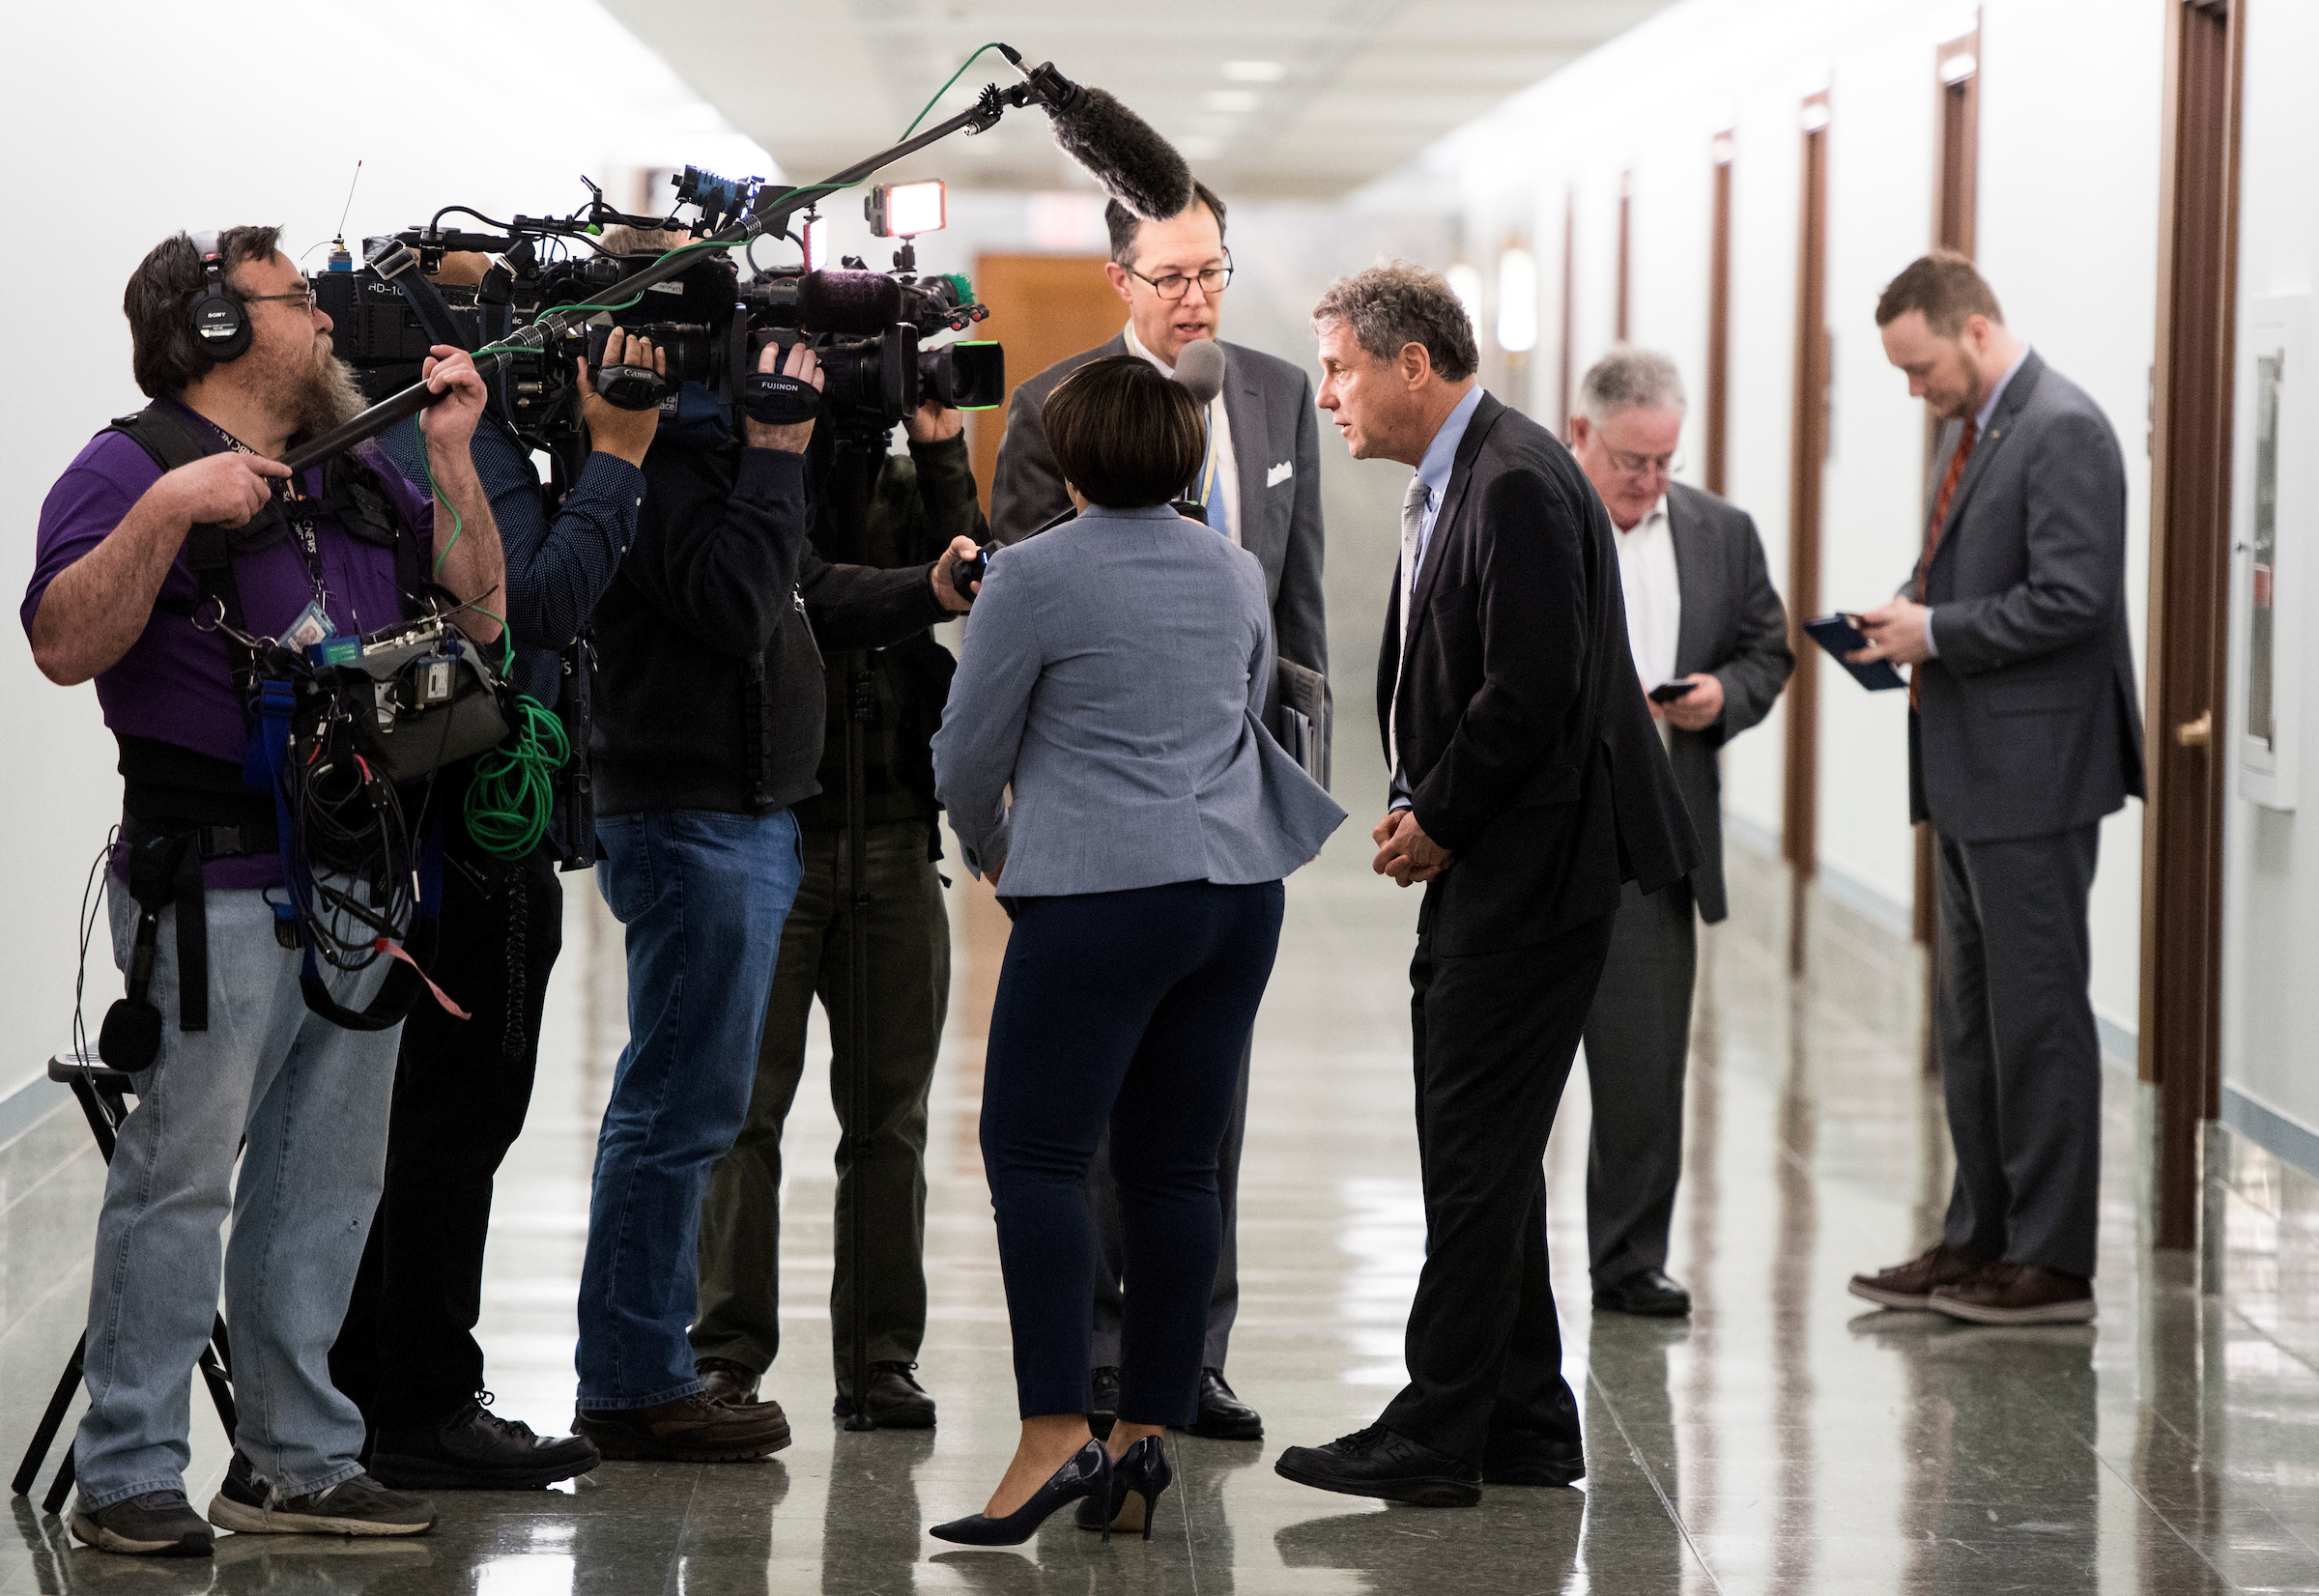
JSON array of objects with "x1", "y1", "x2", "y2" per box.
[
  {"x1": 1311, "y1": 261, "x2": 1478, "y2": 383},
  {"x1": 1578, "y1": 345, "x2": 1687, "y2": 422}
]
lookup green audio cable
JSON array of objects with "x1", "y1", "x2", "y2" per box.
[{"x1": 409, "y1": 417, "x2": 569, "y2": 858}]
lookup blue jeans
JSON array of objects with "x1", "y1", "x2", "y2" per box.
[
  {"x1": 76, "y1": 881, "x2": 399, "y2": 1509},
  {"x1": 581, "y1": 809, "x2": 804, "y2": 1408}
]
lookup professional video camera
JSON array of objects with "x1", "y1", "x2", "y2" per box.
[{"x1": 312, "y1": 169, "x2": 1003, "y2": 477}]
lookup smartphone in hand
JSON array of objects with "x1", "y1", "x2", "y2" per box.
[{"x1": 1648, "y1": 679, "x2": 1697, "y2": 703}]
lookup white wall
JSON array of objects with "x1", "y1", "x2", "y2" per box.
[
  {"x1": 2221, "y1": 0, "x2": 2319, "y2": 1136},
  {"x1": 1397, "y1": 0, "x2": 2163, "y2": 1036},
  {"x1": 0, "y1": 0, "x2": 772, "y2": 1069}
]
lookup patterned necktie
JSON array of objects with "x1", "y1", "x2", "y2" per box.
[
  {"x1": 1389, "y1": 474, "x2": 1432, "y2": 774},
  {"x1": 1910, "y1": 417, "x2": 1978, "y2": 709}
]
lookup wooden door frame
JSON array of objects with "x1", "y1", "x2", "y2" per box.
[
  {"x1": 1559, "y1": 190, "x2": 1577, "y2": 435},
  {"x1": 1705, "y1": 135, "x2": 1733, "y2": 498},
  {"x1": 2141, "y1": 0, "x2": 2245, "y2": 1252},
  {"x1": 1785, "y1": 91, "x2": 1832, "y2": 974},
  {"x1": 1617, "y1": 171, "x2": 1633, "y2": 343}
]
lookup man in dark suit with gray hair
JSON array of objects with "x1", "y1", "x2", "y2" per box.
[
  {"x1": 1567, "y1": 347, "x2": 1792, "y2": 1320},
  {"x1": 1847, "y1": 252, "x2": 2144, "y2": 1326},
  {"x1": 989, "y1": 182, "x2": 1326, "y2": 1443}
]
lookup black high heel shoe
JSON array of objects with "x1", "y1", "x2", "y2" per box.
[
  {"x1": 930, "y1": 1439, "x2": 1112, "y2": 1546},
  {"x1": 1074, "y1": 1435, "x2": 1174, "y2": 1538}
]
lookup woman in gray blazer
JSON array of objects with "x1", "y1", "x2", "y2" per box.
[{"x1": 929, "y1": 357, "x2": 1343, "y2": 1545}]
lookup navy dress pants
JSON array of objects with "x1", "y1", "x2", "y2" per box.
[{"x1": 980, "y1": 878, "x2": 1285, "y2": 1426}]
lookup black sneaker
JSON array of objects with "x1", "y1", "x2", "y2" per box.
[
  {"x1": 1274, "y1": 1422, "x2": 1482, "y2": 1508},
  {"x1": 206, "y1": 1452, "x2": 437, "y2": 1536},
  {"x1": 832, "y1": 1362, "x2": 936, "y2": 1429},
  {"x1": 70, "y1": 1490, "x2": 214, "y2": 1556},
  {"x1": 371, "y1": 1396, "x2": 600, "y2": 1490}
]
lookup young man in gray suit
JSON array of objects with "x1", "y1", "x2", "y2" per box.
[
  {"x1": 988, "y1": 183, "x2": 1326, "y2": 1440},
  {"x1": 1567, "y1": 348, "x2": 1792, "y2": 1319},
  {"x1": 1848, "y1": 253, "x2": 2145, "y2": 1325}
]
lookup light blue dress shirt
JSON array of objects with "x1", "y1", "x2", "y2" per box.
[{"x1": 1389, "y1": 383, "x2": 1488, "y2": 809}]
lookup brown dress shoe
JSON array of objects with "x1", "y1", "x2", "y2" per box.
[
  {"x1": 1928, "y1": 1262, "x2": 2095, "y2": 1325},
  {"x1": 695, "y1": 1357, "x2": 760, "y2": 1406},
  {"x1": 574, "y1": 1393, "x2": 790, "y2": 1462},
  {"x1": 1847, "y1": 1242, "x2": 1989, "y2": 1310}
]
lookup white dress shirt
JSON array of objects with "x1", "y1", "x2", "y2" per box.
[
  {"x1": 1615, "y1": 494, "x2": 1682, "y2": 696},
  {"x1": 1124, "y1": 322, "x2": 1240, "y2": 548}
]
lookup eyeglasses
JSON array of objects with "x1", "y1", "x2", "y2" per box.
[
  {"x1": 1605, "y1": 446, "x2": 1680, "y2": 478},
  {"x1": 244, "y1": 286, "x2": 320, "y2": 313},
  {"x1": 1128, "y1": 251, "x2": 1234, "y2": 301}
]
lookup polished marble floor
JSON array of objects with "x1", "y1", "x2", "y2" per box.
[{"x1": 5, "y1": 806, "x2": 2319, "y2": 1595}]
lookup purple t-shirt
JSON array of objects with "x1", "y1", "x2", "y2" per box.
[{"x1": 23, "y1": 398, "x2": 436, "y2": 887}]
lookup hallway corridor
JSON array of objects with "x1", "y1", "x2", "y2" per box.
[{"x1": 3, "y1": 819, "x2": 2316, "y2": 1595}]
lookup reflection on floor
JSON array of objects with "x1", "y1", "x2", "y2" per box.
[{"x1": 5, "y1": 819, "x2": 2319, "y2": 1596}]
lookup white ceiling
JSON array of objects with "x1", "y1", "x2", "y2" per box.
[{"x1": 597, "y1": 0, "x2": 1678, "y2": 203}]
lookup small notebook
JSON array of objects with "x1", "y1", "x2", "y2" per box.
[{"x1": 1803, "y1": 614, "x2": 1907, "y2": 692}]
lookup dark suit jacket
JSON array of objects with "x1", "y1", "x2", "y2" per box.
[
  {"x1": 1911, "y1": 350, "x2": 2146, "y2": 840},
  {"x1": 990, "y1": 332, "x2": 1328, "y2": 678},
  {"x1": 1660, "y1": 481, "x2": 1793, "y2": 924},
  {"x1": 1381, "y1": 393, "x2": 1699, "y2": 955}
]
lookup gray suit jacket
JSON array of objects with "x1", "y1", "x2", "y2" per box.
[
  {"x1": 1911, "y1": 350, "x2": 2146, "y2": 840},
  {"x1": 1660, "y1": 481, "x2": 1793, "y2": 924},
  {"x1": 930, "y1": 503, "x2": 1345, "y2": 897},
  {"x1": 990, "y1": 333, "x2": 1329, "y2": 678}
]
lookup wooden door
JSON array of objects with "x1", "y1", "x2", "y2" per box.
[
  {"x1": 1784, "y1": 93, "x2": 1832, "y2": 973},
  {"x1": 966, "y1": 254, "x2": 1124, "y2": 504},
  {"x1": 1559, "y1": 191, "x2": 1577, "y2": 436},
  {"x1": 1616, "y1": 172, "x2": 1633, "y2": 343},
  {"x1": 2141, "y1": 0, "x2": 2244, "y2": 1252},
  {"x1": 1705, "y1": 137, "x2": 1733, "y2": 498},
  {"x1": 1918, "y1": 25, "x2": 1982, "y2": 1069}
]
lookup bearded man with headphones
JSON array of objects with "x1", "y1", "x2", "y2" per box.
[{"x1": 23, "y1": 225, "x2": 505, "y2": 1556}]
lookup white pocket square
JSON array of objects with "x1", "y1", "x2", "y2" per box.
[{"x1": 1266, "y1": 460, "x2": 1294, "y2": 487}]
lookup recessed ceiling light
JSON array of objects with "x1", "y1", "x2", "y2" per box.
[
  {"x1": 1203, "y1": 90, "x2": 1259, "y2": 114},
  {"x1": 1223, "y1": 60, "x2": 1286, "y2": 82}
]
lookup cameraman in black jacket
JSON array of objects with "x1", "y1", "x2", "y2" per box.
[
  {"x1": 691, "y1": 399, "x2": 982, "y2": 1430},
  {"x1": 576, "y1": 340, "x2": 979, "y2": 1463}
]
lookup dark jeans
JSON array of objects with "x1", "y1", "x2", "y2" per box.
[
  {"x1": 580, "y1": 809, "x2": 805, "y2": 1408},
  {"x1": 331, "y1": 843, "x2": 564, "y2": 1429},
  {"x1": 693, "y1": 819, "x2": 950, "y2": 1390},
  {"x1": 981, "y1": 879, "x2": 1284, "y2": 1425},
  {"x1": 1580, "y1": 878, "x2": 1697, "y2": 1286},
  {"x1": 1934, "y1": 822, "x2": 2104, "y2": 1279},
  {"x1": 1379, "y1": 907, "x2": 1615, "y2": 1467}
]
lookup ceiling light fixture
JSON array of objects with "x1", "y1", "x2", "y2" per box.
[{"x1": 1203, "y1": 90, "x2": 1260, "y2": 114}]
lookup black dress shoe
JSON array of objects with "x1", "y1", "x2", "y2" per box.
[
  {"x1": 1087, "y1": 1365, "x2": 1121, "y2": 1441},
  {"x1": 1482, "y1": 1438, "x2": 1586, "y2": 1487},
  {"x1": 372, "y1": 1397, "x2": 600, "y2": 1490},
  {"x1": 695, "y1": 1356, "x2": 760, "y2": 1406},
  {"x1": 834, "y1": 1362, "x2": 937, "y2": 1429},
  {"x1": 1181, "y1": 1368, "x2": 1263, "y2": 1440},
  {"x1": 1274, "y1": 1423, "x2": 1481, "y2": 1508},
  {"x1": 1592, "y1": 1268, "x2": 1692, "y2": 1317}
]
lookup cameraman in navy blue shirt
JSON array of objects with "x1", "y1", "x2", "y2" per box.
[{"x1": 329, "y1": 248, "x2": 658, "y2": 1492}]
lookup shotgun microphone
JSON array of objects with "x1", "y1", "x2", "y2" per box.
[{"x1": 999, "y1": 47, "x2": 1194, "y2": 221}]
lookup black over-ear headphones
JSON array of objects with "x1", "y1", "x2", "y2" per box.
[{"x1": 186, "y1": 230, "x2": 252, "y2": 364}]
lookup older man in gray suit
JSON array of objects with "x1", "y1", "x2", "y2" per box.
[
  {"x1": 1848, "y1": 253, "x2": 2144, "y2": 1326},
  {"x1": 988, "y1": 182, "x2": 1326, "y2": 1442},
  {"x1": 1567, "y1": 348, "x2": 1792, "y2": 1319}
]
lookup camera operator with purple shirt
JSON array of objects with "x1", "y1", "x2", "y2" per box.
[{"x1": 22, "y1": 225, "x2": 504, "y2": 1557}]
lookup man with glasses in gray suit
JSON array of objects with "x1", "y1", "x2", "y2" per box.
[
  {"x1": 1567, "y1": 348, "x2": 1792, "y2": 1320},
  {"x1": 991, "y1": 182, "x2": 1327, "y2": 1442}
]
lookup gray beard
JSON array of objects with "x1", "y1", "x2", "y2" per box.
[{"x1": 293, "y1": 352, "x2": 366, "y2": 438}]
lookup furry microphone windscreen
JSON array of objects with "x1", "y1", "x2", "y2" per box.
[
  {"x1": 797, "y1": 271, "x2": 905, "y2": 334},
  {"x1": 1045, "y1": 85, "x2": 1195, "y2": 221},
  {"x1": 1172, "y1": 337, "x2": 1225, "y2": 407}
]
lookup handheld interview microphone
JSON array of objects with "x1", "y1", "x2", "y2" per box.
[
  {"x1": 1171, "y1": 337, "x2": 1225, "y2": 408},
  {"x1": 1000, "y1": 46, "x2": 1194, "y2": 222}
]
